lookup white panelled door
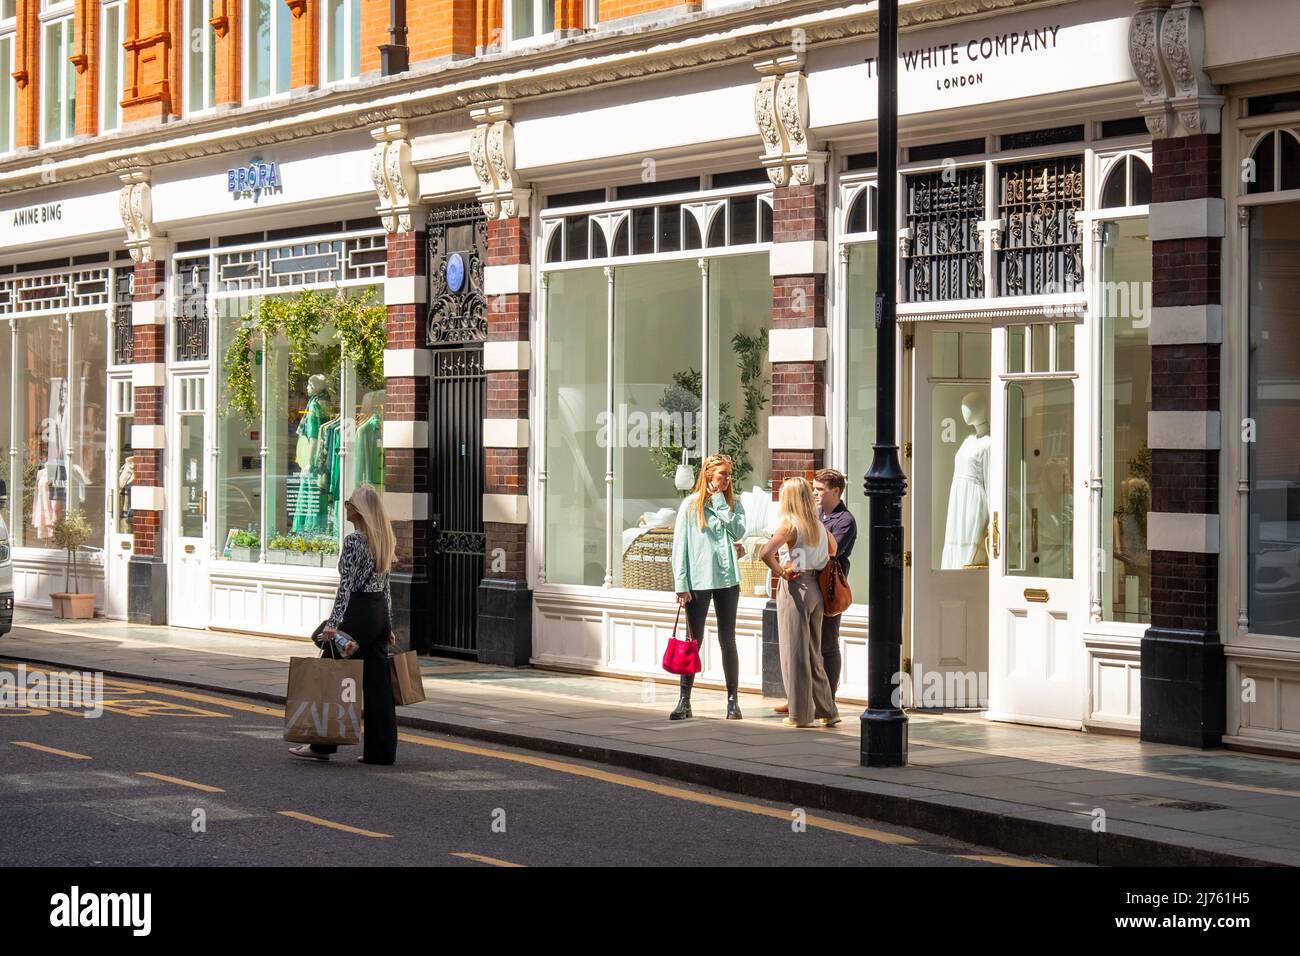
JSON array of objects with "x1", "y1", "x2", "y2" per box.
[
  {"x1": 170, "y1": 375, "x2": 210, "y2": 629},
  {"x1": 987, "y1": 320, "x2": 1088, "y2": 728},
  {"x1": 104, "y1": 377, "x2": 134, "y2": 619}
]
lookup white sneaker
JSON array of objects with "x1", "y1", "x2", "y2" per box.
[{"x1": 289, "y1": 745, "x2": 328, "y2": 761}]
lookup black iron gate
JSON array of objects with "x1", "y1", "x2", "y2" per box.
[
  {"x1": 427, "y1": 348, "x2": 485, "y2": 654},
  {"x1": 425, "y1": 202, "x2": 489, "y2": 655}
]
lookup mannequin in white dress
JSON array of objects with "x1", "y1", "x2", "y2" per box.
[{"x1": 940, "y1": 391, "x2": 991, "y2": 569}]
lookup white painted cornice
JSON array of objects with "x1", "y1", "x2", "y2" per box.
[{"x1": 0, "y1": 0, "x2": 1059, "y2": 197}]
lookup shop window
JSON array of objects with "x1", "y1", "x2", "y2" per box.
[
  {"x1": 185, "y1": 0, "x2": 218, "y2": 114},
  {"x1": 507, "y1": 0, "x2": 555, "y2": 47},
  {"x1": 544, "y1": 268, "x2": 607, "y2": 587},
  {"x1": 0, "y1": 8, "x2": 15, "y2": 155},
  {"x1": 246, "y1": 0, "x2": 293, "y2": 101},
  {"x1": 100, "y1": 1, "x2": 126, "y2": 132},
  {"x1": 1247, "y1": 130, "x2": 1300, "y2": 194},
  {"x1": 40, "y1": 4, "x2": 75, "y2": 144},
  {"x1": 0, "y1": 315, "x2": 11, "y2": 530},
  {"x1": 1248, "y1": 201, "x2": 1300, "y2": 637},
  {"x1": 1098, "y1": 218, "x2": 1152, "y2": 623},
  {"x1": 544, "y1": 253, "x2": 773, "y2": 591},
  {"x1": 997, "y1": 156, "x2": 1084, "y2": 297},
  {"x1": 904, "y1": 166, "x2": 984, "y2": 302},
  {"x1": 1100, "y1": 155, "x2": 1153, "y2": 209},
  {"x1": 322, "y1": 0, "x2": 362, "y2": 84},
  {"x1": 215, "y1": 292, "x2": 386, "y2": 565},
  {"x1": 7, "y1": 313, "x2": 107, "y2": 553},
  {"x1": 844, "y1": 241, "x2": 878, "y2": 601}
]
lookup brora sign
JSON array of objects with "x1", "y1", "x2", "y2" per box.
[{"x1": 227, "y1": 160, "x2": 282, "y2": 201}]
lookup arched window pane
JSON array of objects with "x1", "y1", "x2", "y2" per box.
[
  {"x1": 1100, "y1": 159, "x2": 1128, "y2": 208},
  {"x1": 1250, "y1": 132, "x2": 1276, "y2": 194}
]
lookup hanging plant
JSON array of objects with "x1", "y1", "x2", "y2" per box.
[
  {"x1": 222, "y1": 286, "x2": 385, "y2": 422},
  {"x1": 332, "y1": 286, "x2": 387, "y2": 393}
]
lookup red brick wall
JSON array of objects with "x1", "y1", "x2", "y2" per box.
[
  {"x1": 1148, "y1": 133, "x2": 1223, "y2": 635},
  {"x1": 599, "y1": 0, "x2": 697, "y2": 23}
]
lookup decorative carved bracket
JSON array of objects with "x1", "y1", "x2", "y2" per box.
[
  {"x1": 286, "y1": 0, "x2": 308, "y2": 19},
  {"x1": 469, "y1": 101, "x2": 532, "y2": 221},
  {"x1": 118, "y1": 170, "x2": 169, "y2": 263},
  {"x1": 753, "y1": 52, "x2": 825, "y2": 188},
  {"x1": 1129, "y1": 1, "x2": 1222, "y2": 140},
  {"x1": 370, "y1": 122, "x2": 423, "y2": 233}
]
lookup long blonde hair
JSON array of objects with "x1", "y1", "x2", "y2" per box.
[
  {"x1": 691, "y1": 454, "x2": 735, "y2": 529},
  {"x1": 778, "y1": 477, "x2": 823, "y2": 550},
  {"x1": 350, "y1": 484, "x2": 396, "y2": 574}
]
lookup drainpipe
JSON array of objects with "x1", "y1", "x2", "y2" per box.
[{"x1": 380, "y1": 0, "x2": 410, "y2": 76}]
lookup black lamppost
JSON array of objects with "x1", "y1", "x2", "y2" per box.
[{"x1": 861, "y1": 0, "x2": 908, "y2": 767}]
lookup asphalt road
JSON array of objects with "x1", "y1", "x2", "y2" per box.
[{"x1": 0, "y1": 662, "x2": 1058, "y2": 867}]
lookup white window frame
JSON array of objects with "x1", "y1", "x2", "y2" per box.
[
  {"x1": 185, "y1": 0, "x2": 217, "y2": 115},
  {"x1": 39, "y1": 2, "x2": 75, "y2": 145},
  {"x1": 99, "y1": 0, "x2": 126, "y2": 132},
  {"x1": 320, "y1": 0, "x2": 361, "y2": 86},
  {"x1": 504, "y1": 0, "x2": 555, "y2": 50},
  {"x1": 243, "y1": 0, "x2": 292, "y2": 104},
  {"x1": 0, "y1": 6, "x2": 16, "y2": 155}
]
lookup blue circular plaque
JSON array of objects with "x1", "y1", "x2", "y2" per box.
[{"x1": 446, "y1": 252, "x2": 466, "y2": 293}]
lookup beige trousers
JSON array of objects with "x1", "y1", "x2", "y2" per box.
[{"x1": 777, "y1": 571, "x2": 837, "y2": 726}]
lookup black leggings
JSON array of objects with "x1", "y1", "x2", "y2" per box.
[{"x1": 682, "y1": 585, "x2": 740, "y2": 695}]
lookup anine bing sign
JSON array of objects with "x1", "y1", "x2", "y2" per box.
[
  {"x1": 11, "y1": 202, "x2": 63, "y2": 229},
  {"x1": 227, "y1": 160, "x2": 283, "y2": 202}
]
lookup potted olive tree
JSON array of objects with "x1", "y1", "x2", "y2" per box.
[{"x1": 51, "y1": 509, "x2": 96, "y2": 619}]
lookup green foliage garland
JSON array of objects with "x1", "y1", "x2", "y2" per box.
[{"x1": 222, "y1": 286, "x2": 386, "y2": 422}]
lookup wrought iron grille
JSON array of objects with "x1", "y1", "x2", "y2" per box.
[
  {"x1": 174, "y1": 259, "x2": 210, "y2": 362},
  {"x1": 113, "y1": 267, "x2": 134, "y2": 365},
  {"x1": 997, "y1": 156, "x2": 1085, "y2": 297},
  {"x1": 904, "y1": 167, "x2": 985, "y2": 301},
  {"x1": 427, "y1": 203, "x2": 488, "y2": 345},
  {"x1": 427, "y1": 347, "x2": 486, "y2": 655}
]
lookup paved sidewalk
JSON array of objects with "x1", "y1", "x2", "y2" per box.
[{"x1": 4, "y1": 611, "x2": 1300, "y2": 866}]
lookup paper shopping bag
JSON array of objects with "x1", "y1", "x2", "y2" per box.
[
  {"x1": 283, "y1": 655, "x2": 365, "y2": 745},
  {"x1": 388, "y1": 650, "x2": 426, "y2": 706}
]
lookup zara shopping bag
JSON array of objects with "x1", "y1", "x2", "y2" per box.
[
  {"x1": 284, "y1": 645, "x2": 365, "y2": 746},
  {"x1": 388, "y1": 650, "x2": 426, "y2": 706},
  {"x1": 661, "y1": 605, "x2": 702, "y2": 675}
]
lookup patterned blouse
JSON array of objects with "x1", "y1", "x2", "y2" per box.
[{"x1": 327, "y1": 532, "x2": 392, "y2": 629}]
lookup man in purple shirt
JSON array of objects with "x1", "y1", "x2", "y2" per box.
[
  {"x1": 776, "y1": 468, "x2": 857, "y2": 714},
  {"x1": 813, "y1": 469, "x2": 856, "y2": 700}
]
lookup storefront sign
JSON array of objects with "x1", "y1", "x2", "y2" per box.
[
  {"x1": 227, "y1": 161, "x2": 283, "y2": 202},
  {"x1": 11, "y1": 203, "x2": 63, "y2": 228},
  {"x1": 865, "y1": 23, "x2": 1062, "y2": 93}
]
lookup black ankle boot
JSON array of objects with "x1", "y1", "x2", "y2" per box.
[
  {"x1": 670, "y1": 677, "x2": 694, "y2": 720},
  {"x1": 726, "y1": 692, "x2": 743, "y2": 720}
]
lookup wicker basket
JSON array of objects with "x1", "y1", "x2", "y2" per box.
[
  {"x1": 622, "y1": 526, "x2": 676, "y2": 591},
  {"x1": 737, "y1": 535, "x2": 771, "y2": 598}
]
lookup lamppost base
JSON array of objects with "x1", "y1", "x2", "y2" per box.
[{"x1": 861, "y1": 708, "x2": 908, "y2": 766}]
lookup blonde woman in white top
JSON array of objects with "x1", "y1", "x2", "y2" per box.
[{"x1": 761, "y1": 477, "x2": 839, "y2": 728}]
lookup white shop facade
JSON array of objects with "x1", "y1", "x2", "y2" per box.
[
  {"x1": 0, "y1": 129, "x2": 389, "y2": 637},
  {"x1": 519, "y1": 0, "x2": 1160, "y2": 732}
]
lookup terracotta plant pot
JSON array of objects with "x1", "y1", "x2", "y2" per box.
[{"x1": 51, "y1": 592, "x2": 96, "y2": 620}]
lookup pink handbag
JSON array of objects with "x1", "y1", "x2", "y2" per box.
[{"x1": 662, "y1": 605, "x2": 702, "y2": 675}]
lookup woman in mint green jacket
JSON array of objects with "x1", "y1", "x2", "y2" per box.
[{"x1": 669, "y1": 453, "x2": 747, "y2": 721}]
